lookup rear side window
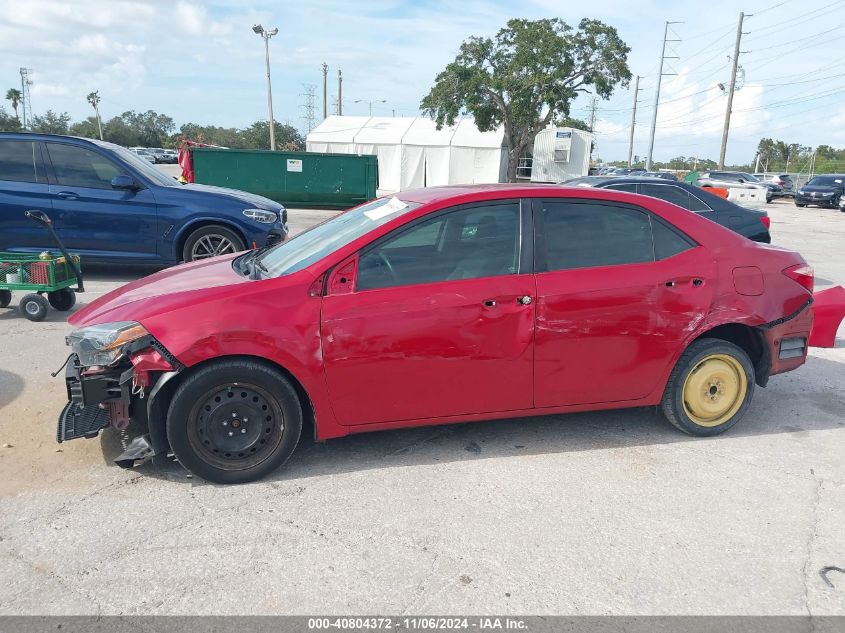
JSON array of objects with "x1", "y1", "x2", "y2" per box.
[
  {"x1": 639, "y1": 183, "x2": 690, "y2": 209},
  {"x1": 540, "y1": 202, "x2": 653, "y2": 271},
  {"x1": 652, "y1": 218, "x2": 695, "y2": 260},
  {"x1": 0, "y1": 140, "x2": 45, "y2": 183},
  {"x1": 46, "y1": 143, "x2": 121, "y2": 189},
  {"x1": 604, "y1": 183, "x2": 638, "y2": 193}
]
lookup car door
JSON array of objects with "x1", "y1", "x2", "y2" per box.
[
  {"x1": 43, "y1": 142, "x2": 160, "y2": 261},
  {"x1": 321, "y1": 199, "x2": 535, "y2": 426},
  {"x1": 533, "y1": 198, "x2": 716, "y2": 408},
  {"x1": 0, "y1": 139, "x2": 54, "y2": 252}
]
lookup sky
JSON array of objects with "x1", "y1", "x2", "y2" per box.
[{"x1": 1, "y1": 0, "x2": 844, "y2": 166}]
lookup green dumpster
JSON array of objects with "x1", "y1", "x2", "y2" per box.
[{"x1": 191, "y1": 148, "x2": 378, "y2": 209}]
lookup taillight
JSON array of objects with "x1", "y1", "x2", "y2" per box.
[
  {"x1": 760, "y1": 215, "x2": 771, "y2": 229},
  {"x1": 783, "y1": 264, "x2": 814, "y2": 293}
]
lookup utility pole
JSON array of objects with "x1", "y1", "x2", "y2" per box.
[
  {"x1": 86, "y1": 91, "x2": 103, "y2": 140},
  {"x1": 645, "y1": 21, "x2": 681, "y2": 171},
  {"x1": 588, "y1": 96, "x2": 598, "y2": 132},
  {"x1": 718, "y1": 11, "x2": 745, "y2": 169},
  {"x1": 321, "y1": 62, "x2": 328, "y2": 120},
  {"x1": 337, "y1": 69, "x2": 343, "y2": 115},
  {"x1": 19, "y1": 68, "x2": 33, "y2": 129},
  {"x1": 627, "y1": 75, "x2": 641, "y2": 167},
  {"x1": 253, "y1": 24, "x2": 279, "y2": 150}
]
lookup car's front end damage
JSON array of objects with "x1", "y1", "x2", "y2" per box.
[{"x1": 59, "y1": 321, "x2": 182, "y2": 468}]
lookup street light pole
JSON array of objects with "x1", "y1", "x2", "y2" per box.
[
  {"x1": 354, "y1": 99, "x2": 386, "y2": 116},
  {"x1": 253, "y1": 24, "x2": 279, "y2": 150}
]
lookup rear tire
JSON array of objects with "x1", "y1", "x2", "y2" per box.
[
  {"x1": 795, "y1": 202, "x2": 805, "y2": 207},
  {"x1": 48, "y1": 288, "x2": 76, "y2": 311},
  {"x1": 661, "y1": 339, "x2": 755, "y2": 436},
  {"x1": 166, "y1": 359, "x2": 302, "y2": 484},
  {"x1": 0, "y1": 290, "x2": 11, "y2": 308},
  {"x1": 19, "y1": 293, "x2": 48, "y2": 322},
  {"x1": 182, "y1": 225, "x2": 245, "y2": 262}
]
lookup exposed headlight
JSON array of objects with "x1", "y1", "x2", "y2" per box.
[
  {"x1": 66, "y1": 321, "x2": 149, "y2": 367},
  {"x1": 798, "y1": 190, "x2": 805, "y2": 195},
  {"x1": 243, "y1": 208, "x2": 278, "y2": 224}
]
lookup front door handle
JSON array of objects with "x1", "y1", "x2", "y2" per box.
[
  {"x1": 664, "y1": 278, "x2": 705, "y2": 288},
  {"x1": 517, "y1": 295, "x2": 532, "y2": 305},
  {"x1": 56, "y1": 191, "x2": 79, "y2": 200}
]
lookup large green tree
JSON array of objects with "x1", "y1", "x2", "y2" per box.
[
  {"x1": 240, "y1": 121, "x2": 305, "y2": 151},
  {"x1": 421, "y1": 17, "x2": 631, "y2": 181}
]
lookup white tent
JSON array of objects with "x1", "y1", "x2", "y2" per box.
[
  {"x1": 353, "y1": 117, "x2": 416, "y2": 193},
  {"x1": 305, "y1": 116, "x2": 370, "y2": 154},
  {"x1": 400, "y1": 117, "x2": 457, "y2": 189},
  {"x1": 449, "y1": 118, "x2": 509, "y2": 185},
  {"x1": 306, "y1": 115, "x2": 507, "y2": 193}
]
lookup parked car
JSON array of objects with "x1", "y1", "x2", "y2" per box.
[
  {"x1": 160, "y1": 149, "x2": 179, "y2": 164},
  {"x1": 794, "y1": 175, "x2": 845, "y2": 208},
  {"x1": 645, "y1": 171, "x2": 678, "y2": 181},
  {"x1": 57, "y1": 184, "x2": 813, "y2": 483},
  {"x1": 609, "y1": 167, "x2": 648, "y2": 176},
  {"x1": 129, "y1": 147, "x2": 156, "y2": 164},
  {"x1": 562, "y1": 176, "x2": 771, "y2": 243},
  {"x1": 0, "y1": 133, "x2": 287, "y2": 264},
  {"x1": 696, "y1": 171, "x2": 774, "y2": 203},
  {"x1": 755, "y1": 173, "x2": 794, "y2": 195}
]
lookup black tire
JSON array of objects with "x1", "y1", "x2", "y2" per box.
[
  {"x1": 0, "y1": 289, "x2": 11, "y2": 308},
  {"x1": 19, "y1": 293, "x2": 48, "y2": 322},
  {"x1": 182, "y1": 225, "x2": 245, "y2": 262},
  {"x1": 47, "y1": 288, "x2": 76, "y2": 311},
  {"x1": 166, "y1": 359, "x2": 302, "y2": 484},
  {"x1": 795, "y1": 202, "x2": 805, "y2": 207},
  {"x1": 661, "y1": 339, "x2": 755, "y2": 436}
]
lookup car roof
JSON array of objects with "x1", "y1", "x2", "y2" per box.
[
  {"x1": 0, "y1": 132, "x2": 124, "y2": 153},
  {"x1": 397, "y1": 183, "x2": 563, "y2": 204}
]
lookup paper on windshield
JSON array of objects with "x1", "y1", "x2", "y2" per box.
[{"x1": 364, "y1": 196, "x2": 408, "y2": 220}]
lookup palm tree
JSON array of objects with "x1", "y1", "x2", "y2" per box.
[{"x1": 5, "y1": 88, "x2": 22, "y2": 120}]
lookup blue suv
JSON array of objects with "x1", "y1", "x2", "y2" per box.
[{"x1": 0, "y1": 133, "x2": 287, "y2": 264}]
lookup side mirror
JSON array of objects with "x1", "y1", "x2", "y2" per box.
[{"x1": 111, "y1": 174, "x2": 139, "y2": 190}]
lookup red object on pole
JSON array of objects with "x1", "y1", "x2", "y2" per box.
[{"x1": 809, "y1": 285, "x2": 845, "y2": 348}]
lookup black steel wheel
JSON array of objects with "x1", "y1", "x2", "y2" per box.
[
  {"x1": 48, "y1": 288, "x2": 76, "y2": 311},
  {"x1": 166, "y1": 359, "x2": 302, "y2": 484},
  {"x1": 0, "y1": 290, "x2": 11, "y2": 308},
  {"x1": 19, "y1": 293, "x2": 48, "y2": 321}
]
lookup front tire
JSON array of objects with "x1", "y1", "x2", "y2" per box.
[
  {"x1": 661, "y1": 339, "x2": 755, "y2": 436},
  {"x1": 166, "y1": 359, "x2": 302, "y2": 484},
  {"x1": 182, "y1": 225, "x2": 246, "y2": 262}
]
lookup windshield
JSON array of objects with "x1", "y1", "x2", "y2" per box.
[
  {"x1": 92, "y1": 140, "x2": 179, "y2": 187},
  {"x1": 807, "y1": 176, "x2": 843, "y2": 187},
  {"x1": 256, "y1": 196, "x2": 421, "y2": 277}
]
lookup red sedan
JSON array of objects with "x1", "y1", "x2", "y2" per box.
[{"x1": 59, "y1": 185, "x2": 814, "y2": 483}]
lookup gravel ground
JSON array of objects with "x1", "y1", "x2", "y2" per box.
[{"x1": 0, "y1": 198, "x2": 843, "y2": 615}]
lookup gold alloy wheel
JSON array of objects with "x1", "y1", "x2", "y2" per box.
[{"x1": 682, "y1": 354, "x2": 747, "y2": 427}]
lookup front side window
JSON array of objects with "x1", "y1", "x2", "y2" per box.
[
  {"x1": 0, "y1": 140, "x2": 45, "y2": 183},
  {"x1": 46, "y1": 144, "x2": 121, "y2": 189},
  {"x1": 540, "y1": 201, "x2": 654, "y2": 271},
  {"x1": 357, "y1": 202, "x2": 521, "y2": 291}
]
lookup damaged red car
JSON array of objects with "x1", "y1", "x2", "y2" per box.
[{"x1": 58, "y1": 185, "x2": 814, "y2": 483}]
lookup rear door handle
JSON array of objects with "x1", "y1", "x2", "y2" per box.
[
  {"x1": 56, "y1": 191, "x2": 79, "y2": 200},
  {"x1": 482, "y1": 299, "x2": 497, "y2": 308}
]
